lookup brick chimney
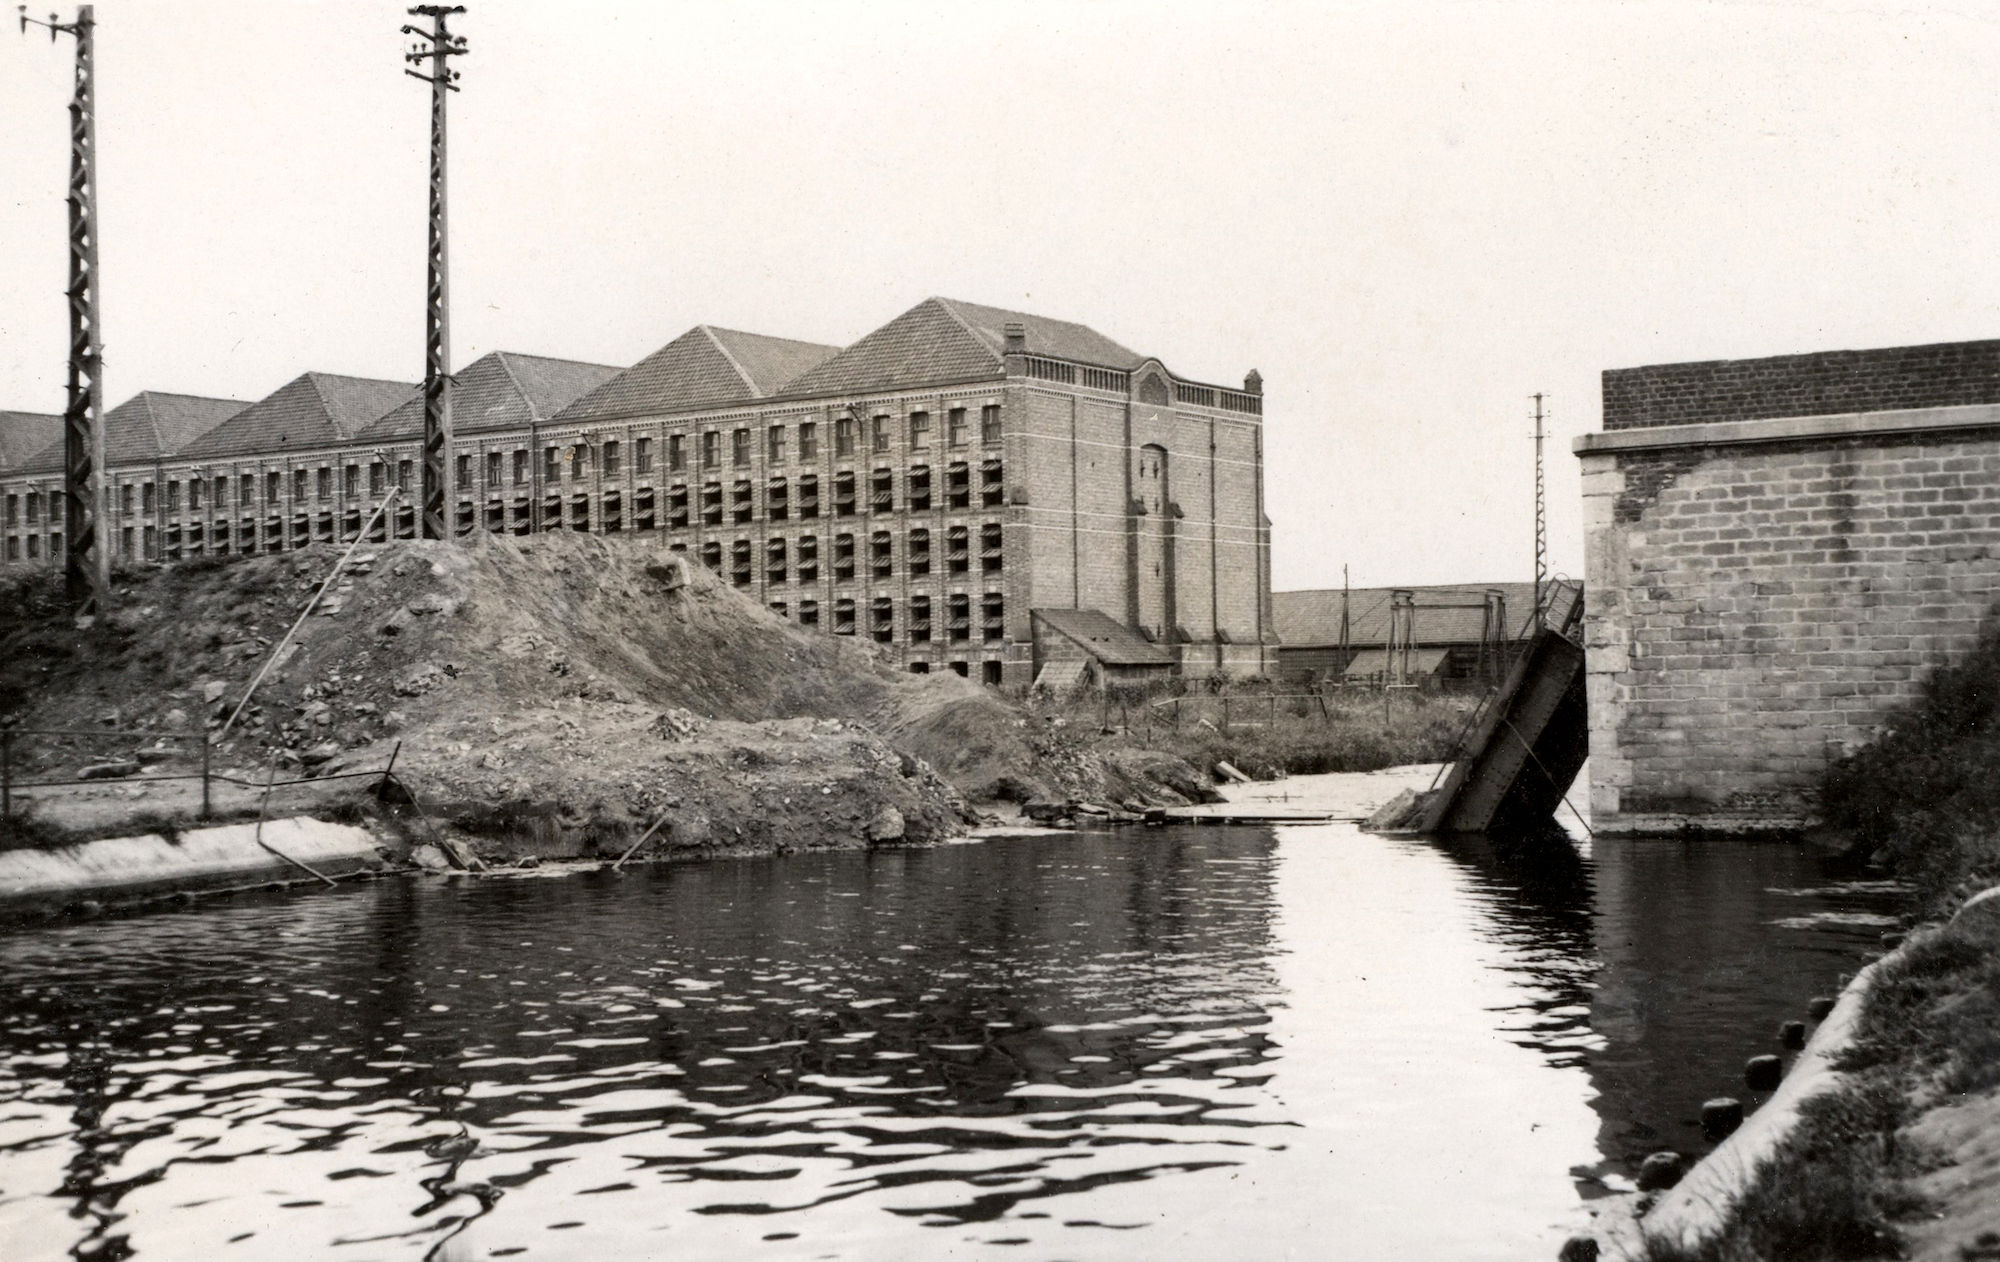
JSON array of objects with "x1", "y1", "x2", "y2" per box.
[
  {"x1": 1003, "y1": 322, "x2": 1027, "y2": 355},
  {"x1": 1244, "y1": 369, "x2": 1263, "y2": 396}
]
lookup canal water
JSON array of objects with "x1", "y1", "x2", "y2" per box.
[{"x1": 0, "y1": 772, "x2": 1904, "y2": 1261}]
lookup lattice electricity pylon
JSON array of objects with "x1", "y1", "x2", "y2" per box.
[
  {"x1": 20, "y1": 4, "x2": 111, "y2": 612},
  {"x1": 403, "y1": 5, "x2": 468, "y2": 541},
  {"x1": 1531, "y1": 392, "x2": 1548, "y2": 631}
]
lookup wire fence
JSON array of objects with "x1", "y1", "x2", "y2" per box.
[{"x1": 0, "y1": 726, "x2": 396, "y2": 822}]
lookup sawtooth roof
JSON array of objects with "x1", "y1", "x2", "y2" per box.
[
  {"x1": 779, "y1": 297, "x2": 1144, "y2": 399},
  {"x1": 12, "y1": 392, "x2": 250, "y2": 478},
  {"x1": 362, "y1": 352, "x2": 621, "y2": 442},
  {"x1": 0, "y1": 411, "x2": 62, "y2": 472},
  {"x1": 1033, "y1": 607, "x2": 1175, "y2": 667},
  {"x1": 1273, "y1": 583, "x2": 1581, "y2": 650},
  {"x1": 555, "y1": 326, "x2": 839, "y2": 425},
  {"x1": 179, "y1": 373, "x2": 417, "y2": 462}
]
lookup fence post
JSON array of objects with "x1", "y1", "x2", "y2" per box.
[
  {"x1": 199, "y1": 734, "x2": 212, "y2": 820},
  {"x1": 1269, "y1": 694, "x2": 1277, "y2": 728},
  {"x1": 2, "y1": 728, "x2": 12, "y2": 821},
  {"x1": 1222, "y1": 697, "x2": 1230, "y2": 731}
]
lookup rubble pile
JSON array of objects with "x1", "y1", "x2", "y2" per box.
[{"x1": 0, "y1": 533, "x2": 1211, "y2": 856}]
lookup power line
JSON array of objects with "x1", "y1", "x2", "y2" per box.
[
  {"x1": 18, "y1": 3, "x2": 111, "y2": 613},
  {"x1": 402, "y1": 5, "x2": 468, "y2": 542}
]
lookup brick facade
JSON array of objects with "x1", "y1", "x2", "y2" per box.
[
  {"x1": 1604, "y1": 339, "x2": 2000, "y2": 431},
  {"x1": 1579, "y1": 341, "x2": 2000, "y2": 833},
  {"x1": 3, "y1": 301, "x2": 1276, "y2": 688}
]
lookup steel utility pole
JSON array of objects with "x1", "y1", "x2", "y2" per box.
[
  {"x1": 20, "y1": 4, "x2": 110, "y2": 612},
  {"x1": 1531, "y1": 392, "x2": 1548, "y2": 631},
  {"x1": 402, "y1": 5, "x2": 468, "y2": 541}
]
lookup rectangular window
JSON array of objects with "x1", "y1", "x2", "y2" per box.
[
  {"x1": 870, "y1": 530, "x2": 893, "y2": 579},
  {"x1": 485, "y1": 452, "x2": 502, "y2": 489},
  {"x1": 981, "y1": 458, "x2": 1005, "y2": 507},
  {"x1": 266, "y1": 471, "x2": 282, "y2": 505},
  {"x1": 241, "y1": 473, "x2": 256, "y2": 506},
  {"x1": 166, "y1": 480, "x2": 180, "y2": 513},
  {"x1": 732, "y1": 479, "x2": 754, "y2": 524},
  {"x1": 635, "y1": 487, "x2": 656, "y2": 531},
  {"x1": 947, "y1": 461, "x2": 970, "y2": 509},
  {"x1": 544, "y1": 446, "x2": 559, "y2": 482},
  {"x1": 833, "y1": 597, "x2": 856, "y2": 636},
  {"x1": 603, "y1": 440, "x2": 621, "y2": 476},
  {"x1": 871, "y1": 414, "x2": 889, "y2": 454},
  {"x1": 142, "y1": 482, "x2": 156, "y2": 513},
  {"x1": 456, "y1": 453, "x2": 472, "y2": 487},
  {"x1": 120, "y1": 485, "x2": 133, "y2": 515},
  {"x1": 834, "y1": 417, "x2": 854, "y2": 457},
  {"x1": 345, "y1": 465, "x2": 360, "y2": 498},
  {"x1": 702, "y1": 431, "x2": 720, "y2": 469},
  {"x1": 982, "y1": 592, "x2": 1005, "y2": 643},
  {"x1": 948, "y1": 593, "x2": 971, "y2": 642},
  {"x1": 797, "y1": 534, "x2": 819, "y2": 582},
  {"x1": 948, "y1": 406, "x2": 968, "y2": 447},
  {"x1": 799, "y1": 599, "x2": 819, "y2": 629},
  {"x1": 981, "y1": 404, "x2": 1001, "y2": 445},
  {"x1": 732, "y1": 428, "x2": 750, "y2": 467},
  {"x1": 570, "y1": 445, "x2": 588, "y2": 479},
  {"x1": 189, "y1": 478, "x2": 204, "y2": 511},
  {"x1": 701, "y1": 481, "x2": 723, "y2": 526},
  {"x1": 767, "y1": 476, "x2": 789, "y2": 522},
  {"x1": 833, "y1": 532, "x2": 855, "y2": 581},
  {"x1": 730, "y1": 539, "x2": 753, "y2": 587},
  {"x1": 833, "y1": 471, "x2": 856, "y2": 517},
  {"x1": 947, "y1": 524, "x2": 970, "y2": 575},
  {"x1": 798, "y1": 473, "x2": 820, "y2": 519},
  {"x1": 668, "y1": 434, "x2": 685, "y2": 472},
  {"x1": 397, "y1": 460, "x2": 412, "y2": 493},
  {"x1": 981, "y1": 521, "x2": 1004, "y2": 572},
  {"x1": 318, "y1": 467, "x2": 333, "y2": 501},
  {"x1": 7, "y1": 494, "x2": 20, "y2": 526},
  {"x1": 908, "y1": 465, "x2": 931, "y2": 511},
  {"x1": 909, "y1": 595, "x2": 932, "y2": 643},
  {"x1": 870, "y1": 468, "x2": 894, "y2": 514},
  {"x1": 799, "y1": 421, "x2": 818, "y2": 461},
  {"x1": 767, "y1": 424, "x2": 785, "y2": 465},
  {"x1": 908, "y1": 528, "x2": 931, "y2": 577},
  {"x1": 770, "y1": 601, "x2": 788, "y2": 619},
  {"x1": 700, "y1": 540, "x2": 722, "y2": 572},
  {"x1": 667, "y1": 483, "x2": 690, "y2": 529},
  {"x1": 635, "y1": 436, "x2": 653, "y2": 474},
  {"x1": 512, "y1": 450, "x2": 528, "y2": 486},
  {"x1": 766, "y1": 536, "x2": 787, "y2": 584},
  {"x1": 294, "y1": 468, "x2": 310, "y2": 502},
  {"x1": 871, "y1": 596, "x2": 894, "y2": 643},
  {"x1": 908, "y1": 411, "x2": 930, "y2": 449}
]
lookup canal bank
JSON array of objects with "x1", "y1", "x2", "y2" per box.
[{"x1": 0, "y1": 765, "x2": 1904, "y2": 1261}]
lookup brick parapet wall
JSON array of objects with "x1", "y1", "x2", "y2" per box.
[
  {"x1": 1581, "y1": 421, "x2": 2000, "y2": 833},
  {"x1": 1604, "y1": 340, "x2": 2000, "y2": 431}
]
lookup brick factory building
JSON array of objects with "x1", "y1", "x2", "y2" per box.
[
  {"x1": 1, "y1": 297, "x2": 1275, "y2": 686},
  {"x1": 1577, "y1": 337, "x2": 2000, "y2": 834}
]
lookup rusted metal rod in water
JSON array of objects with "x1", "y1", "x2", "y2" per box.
[
  {"x1": 611, "y1": 806, "x2": 674, "y2": 871},
  {"x1": 252, "y1": 750, "x2": 338, "y2": 886},
  {"x1": 218, "y1": 489, "x2": 400, "y2": 744}
]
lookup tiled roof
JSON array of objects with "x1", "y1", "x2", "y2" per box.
[
  {"x1": 361, "y1": 352, "x2": 621, "y2": 441},
  {"x1": 0, "y1": 411, "x2": 62, "y2": 472},
  {"x1": 179, "y1": 373, "x2": 417, "y2": 462},
  {"x1": 1273, "y1": 583, "x2": 1581, "y2": 649},
  {"x1": 780, "y1": 297, "x2": 1144, "y2": 400},
  {"x1": 1033, "y1": 608, "x2": 1175, "y2": 667},
  {"x1": 10, "y1": 392, "x2": 249, "y2": 478},
  {"x1": 556, "y1": 327, "x2": 838, "y2": 424},
  {"x1": 936, "y1": 298, "x2": 1144, "y2": 370}
]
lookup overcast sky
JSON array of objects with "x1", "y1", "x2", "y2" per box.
[{"x1": 4, "y1": 0, "x2": 1997, "y2": 590}]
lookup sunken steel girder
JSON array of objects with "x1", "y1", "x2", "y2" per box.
[{"x1": 62, "y1": 6, "x2": 110, "y2": 611}]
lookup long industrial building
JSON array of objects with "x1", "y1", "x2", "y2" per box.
[{"x1": 1, "y1": 297, "x2": 1275, "y2": 685}]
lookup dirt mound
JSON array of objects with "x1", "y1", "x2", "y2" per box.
[{"x1": 1, "y1": 533, "x2": 1208, "y2": 851}]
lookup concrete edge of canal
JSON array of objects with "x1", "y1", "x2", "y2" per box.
[{"x1": 0, "y1": 816, "x2": 392, "y2": 917}]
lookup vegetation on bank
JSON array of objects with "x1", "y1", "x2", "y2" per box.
[
  {"x1": 1646, "y1": 629, "x2": 2000, "y2": 1262},
  {"x1": 1028, "y1": 680, "x2": 1481, "y2": 780}
]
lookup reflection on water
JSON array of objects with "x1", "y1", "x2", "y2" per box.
[{"x1": 0, "y1": 821, "x2": 1901, "y2": 1261}]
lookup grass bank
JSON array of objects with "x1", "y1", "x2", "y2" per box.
[
  {"x1": 1028, "y1": 682, "x2": 1481, "y2": 781},
  {"x1": 1644, "y1": 629, "x2": 2000, "y2": 1261}
]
